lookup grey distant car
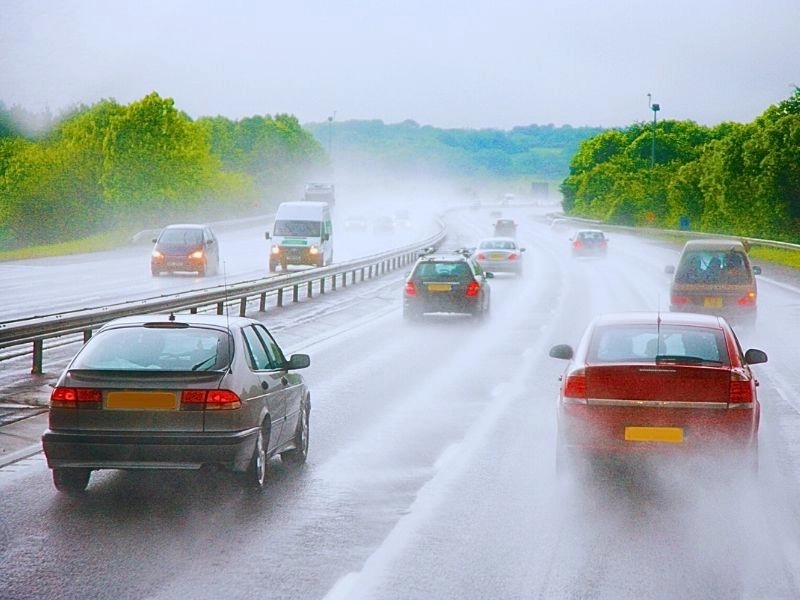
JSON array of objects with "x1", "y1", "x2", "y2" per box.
[
  {"x1": 42, "y1": 314, "x2": 311, "y2": 494},
  {"x1": 474, "y1": 237, "x2": 525, "y2": 275}
]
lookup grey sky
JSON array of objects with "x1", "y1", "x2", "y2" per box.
[{"x1": 1, "y1": 0, "x2": 798, "y2": 129}]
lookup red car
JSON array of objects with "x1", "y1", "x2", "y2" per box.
[{"x1": 549, "y1": 312, "x2": 767, "y2": 472}]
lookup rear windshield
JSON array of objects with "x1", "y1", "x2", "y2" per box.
[
  {"x1": 675, "y1": 250, "x2": 751, "y2": 284},
  {"x1": 274, "y1": 220, "x2": 321, "y2": 236},
  {"x1": 588, "y1": 325, "x2": 728, "y2": 364},
  {"x1": 479, "y1": 240, "x2": 516, "y2": 250},
  {"x1": 414, "y1": 261, "x2": 472, "y2": 280},
  {"x1": 71, "y1": 326, "x2": 232, "y2": 371}
]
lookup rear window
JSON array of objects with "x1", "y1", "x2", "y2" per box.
[
  {"x1": 479, "y1": 240, "x2": 516, "y2": 250},
  {"x1": 413, "y1": 261, "x2": 471, "y2": 280},
  {"x1": 675, "y1": 250, "x2": 752, "y2": 284},
  {"x1": 71, "y1": 326, "x2": 232, "y2": 371},
  {"x1": 588, "y1": 325, "x2": 728, "y2": 364}
]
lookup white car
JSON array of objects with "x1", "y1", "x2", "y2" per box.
[{"x1": 473, "y1": 237, "x2": 525, "y2": 276}]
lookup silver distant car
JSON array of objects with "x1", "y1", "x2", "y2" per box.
[
  {"x1": 474, "y1": 237, "x2": 525, "y2": 276},
  {"x1": 42, "y1": 314, "x2": 311, "y2": 494}
]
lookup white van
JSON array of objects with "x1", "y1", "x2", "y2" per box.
[{"x1": 265, "y1": 201, "x2": 333, "y2": 271}]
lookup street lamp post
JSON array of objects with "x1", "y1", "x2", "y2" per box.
[{"x1": 648, "y1": 95, "x2": 660, "y2": 168}]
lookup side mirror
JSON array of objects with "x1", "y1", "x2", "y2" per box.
[
  {"x1": 485, "y1": 272, "x2": 495, "y2": 279},
  {"x1": 520, "y1": 248, "x2": 526, "y2": 252},
  {"x1": 752, "y1": 265, "x2": 762, "y2": 275},
  {"x1": 549, "y1": 344, "x2": 574, "y2": 360},
  {"x1": 665, "y1": 265, "x2": 675, "y2": 274},
  {"x1": 322, "y1": 233, "x2": 330, "y2": 241},
  {"x1": 744, "y1": 348, "x2": 767, "y2": 365},
  {"x1": 264, "y1": 232, "x2": 271, "y2": 240},
  {"x1": 287, "y1": 353, "x2": 311, "y2": 370},
  {"x1": 152, "y1": 237, "x2": 158, "y2": 244}
]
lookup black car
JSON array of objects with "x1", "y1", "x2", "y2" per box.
[
  {"x1": 151, "y1": 223, "x2": 220, "y2": 276},
  {"x1": 403, "y1": 251, "x2": 493, "y2": 321}
]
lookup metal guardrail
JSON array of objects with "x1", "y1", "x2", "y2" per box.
[{"x1": 0, "y1": 226, "x2": 447, "y2": 374}]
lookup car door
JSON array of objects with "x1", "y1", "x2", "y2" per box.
[
  {"x1": 253, "y1": 324, "x2": 305, "y2": 447},
  {"x1": 241, "y1": 325, "x2": 288, "y2": 447}
]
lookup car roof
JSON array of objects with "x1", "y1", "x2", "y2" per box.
[
  {"x1": 681, "y1": 239, "x2": 747, "y2": 252},
  {"x1": 590, "y1": 311, "x2": 726, "y2": 329},
  {"x1": 98, "y1": 313, "x2": 256, "y2": 331},
  {"x1": 478, "y1": 237, "x2": 518, "y2": 243},
  {"x1": 576, "y1": 229, "x2": 605, "y2": 234},
  {"x1": 163, "y1": 223, "x2": 208, "y2": 230},
  {"x1": 416, "y1": 252, "x2": 470, "y2": 263}
]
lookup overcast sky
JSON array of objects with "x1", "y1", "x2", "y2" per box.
[{"x1": 1, "y1": 0, "x2": 798, "y2": 130}]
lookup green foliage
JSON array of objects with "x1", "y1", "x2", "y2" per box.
[{"x1": 563, "y1": 87, "x2": 800, "y2": 242}]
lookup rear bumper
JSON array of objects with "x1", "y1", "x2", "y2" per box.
[{"x1": 42, "y1": 428, "x2": 258, "y2": 472}]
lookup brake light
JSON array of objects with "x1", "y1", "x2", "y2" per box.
[
  {"x1": 465, "y1": 281, "x2": 481, "y2": 297},
  {"x1": 671, "y1": 294, "x2": 690, "y2": 305},
  {"x1": 404, "y1": 281, "x2": 417, "y2": 296},
  {"x1": 507, "y1": 253, "x2": 518, "y2": 260},
  {"x1": 572, "y1": 241, "x2": 582, "y2": 249},
  {"x1": 181, "y1": 389, "x2": 241, "y2": 410},
  {"x1": 476, "y1": 253, "x2": 486, "y2": 260},
  {"x1": 50, "y1": 387, "x2": 102, "y2": 408},
  {"x1": 562, "y1": 369, "x2": 588, "y2": 403},
  {"x1": 728, "y1": 371, "x2": 754, "y2": 405},
  {"x1": 737, "y1": 290, "x2": 756, "y2": 306}
]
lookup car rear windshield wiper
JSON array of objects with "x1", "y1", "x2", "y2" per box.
[{"x1": 654, "y1": 354, "x2": 723, "y2": 365}]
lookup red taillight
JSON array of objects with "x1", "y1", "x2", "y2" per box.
[
  {"x1": 507, "y1": 253, "x2": 518, "y2": 260},
  {"x1": 50, "y1": 387, "x2": 102, "y2": 408},
  {"x1": 671, "y1": 294, "x2": 690, "y2": 305},
  {"x1": 737, "y1": 290, "x2": 756, "y2": 306},
  {"x1": 465, "y1": 281, "x2": 481, "y2": 297},
  {"x1": 562, "y1": 370, "x2": 588, "y2": 403},
  {"x1": 572, "y1": 241, "x2": 582, "y2": 249},
  {"x1": 476, "y1": 253, "x2": 486, "y2": 260},
  {"x1": 404, "y1": 281, "x2": 417, "y2": 296},
  {"x1": 181, "y1": 389, "x2": 241, "y2": 410},
  {"x1": 728, "y1": 371, "x2": 754, "y2": 405}
]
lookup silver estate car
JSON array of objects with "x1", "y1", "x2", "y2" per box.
[
  {"x1": 474, "y1": 237, "x2": 525, "y2": 276},
  {"x1": 42, "y1": 314, "x2": 311, "y2": 493}
]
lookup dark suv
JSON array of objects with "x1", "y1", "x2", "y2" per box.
[
  {"x1": 666, "y1": 239, "x2": 761, "y2": 326},
  {"x1": 403, "y1": 251, "x2": 493, "y2": 321}
]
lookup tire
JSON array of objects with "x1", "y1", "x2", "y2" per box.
[
  {"x1": 53, "y1": 468, "x2": 90, "y2": 493},
  {"x1": 281, "y1": 401, "x2": 310, "y2": 467},
  {"x1": 242, "y1": 424, "x2": 269, "y2": 490},
  {"x1": 269, "y1": 260, "x2": 277, "y2": 273}
]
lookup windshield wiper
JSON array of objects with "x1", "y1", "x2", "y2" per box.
[{"x1": 191, "y1": 356, "x2": 216, "y2": 371}]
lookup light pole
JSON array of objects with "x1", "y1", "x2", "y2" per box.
[{"x1": 648, "y1": 94, "x2": 660, "y2": 168}]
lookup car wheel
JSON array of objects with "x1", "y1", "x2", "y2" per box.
[
  {"x1": 151, "y1": 268, "x2": 160, "y2": 277},
  {"x1": 243, "y1": 423, "x2": 269, "y2": 490},
  {"x1": 53, "y1": 468, "x2": 90, "y2": 493},
  {"x1": 281, "y1": 401, "x2": 309, "y2": 467}
]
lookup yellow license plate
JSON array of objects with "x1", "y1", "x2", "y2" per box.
[
  {"x1": 106, "y1": 391, "x2": 178, "y2": 410},
  {"x1": 703, "y1": 296, "x2": 723, "y2": 308},
  {"x1": 624, "y1": 426, "x2": 684, "y2": 443},
  {"x1": 427, "y1": 283, "x2": 451, "y2": 292},
  {"x1": 489, "y1": 253, "x2": 505, "y2": 260}
]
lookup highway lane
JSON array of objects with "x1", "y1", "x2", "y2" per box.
[{"x1": 1, "y1": 206, "x2": 799, "y2": 599}]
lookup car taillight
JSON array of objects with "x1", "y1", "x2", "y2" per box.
[
  {"x1": 476, "y1": 253, "x2": 486, "y2": 260},
  {"x1": 671, "y1": 294, "x2": 690, "y2": 305},
  {"x1": 181, "y1": 389, "x2": 241, "y2": 410},
  {"x1": 737, "y1": 290, "x2": 756, "y2": 306},
  {"x1": 465, "y1": 281, "x2": 481, "y2": 297},
  {"x1": 572, "y1": 241, "x2": 582, "y2": 249},
  {"x1": 562, "y1": 369, "x2": 588, "y2": 404},
  {"x1": 404, "y1": 281, "x2": 417, "y2": 296},
  {"x1": 728, "y1": 371, "x2": 754, "y2": 406},
  {"x1": 507, "y1": 253, "x2": 518, "y2": 260},
  {"x1": 50, "y1": 387, "x2": 102, "y2": 408}
]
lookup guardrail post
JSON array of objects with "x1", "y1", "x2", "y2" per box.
[
  {"x1": 259, "y1": 292, "x2": 266, "y2": 312},
  {"x1": 307, "y1": 281, "x2": 314, "y2": 298},
  {"x1": 239, "y1": 297, "x2": 247, "y2": 316},
  {"x1": 320, "y1": 277, "x2": 326, "y2": 294},
  {"x1": 84, "y1": 330, "x2": 92, "y2": 342},
  {"x1": 31, "y1": 340, "x2": 43, "y2": 375},
  {"x1": 293, "y1": 285, "x2": 299, "y2": 303},
  {"x1": 216, "y1": 302, "x2": 224, "y2": 315},
  {"x1": 332, "y1": 274, "x2": 337, "y2": 291},
  {"x1": 277, "y1": 288, "x2": 284, "y2": 307},
  {"x1": 190, "y1": 307, "x2": 198, "y2": 314}
]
